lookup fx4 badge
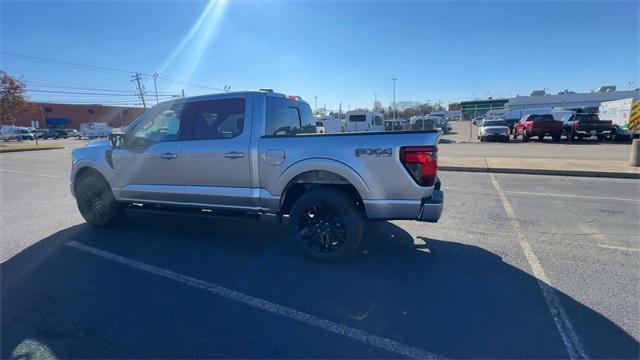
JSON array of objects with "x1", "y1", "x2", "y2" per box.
[{"x1": 355, "y1": 148, "x2": 393, "y2": 157}]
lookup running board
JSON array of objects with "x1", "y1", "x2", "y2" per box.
[{"x1": 125, "y1": 203, "x2": 261, "y2": 221}]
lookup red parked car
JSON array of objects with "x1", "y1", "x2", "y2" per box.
[{"x1": 513, "y1": 114, "x2": 563, "y2": 142}]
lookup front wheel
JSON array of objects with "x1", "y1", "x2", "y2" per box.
[
  {"x1": 75, "y1": 172, "x2": 125, "y2": 227},
  {"x1": 289, "y1": 188, "x2": 364, "y2": 262},
  {"x1": 523, "y1": 130, "x2": 530, "y2": 142}
]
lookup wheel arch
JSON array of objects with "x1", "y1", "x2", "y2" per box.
[
  {"x1": 72, "y1": 163, "x2": 112, "y2": 195},
  {"x1": 276, "y1": 160, "x2": 369, "y2": 216}
]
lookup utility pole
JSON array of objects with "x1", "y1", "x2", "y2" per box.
[
  {"x1": 181, "y1": 89, "x2": 185, "y2": 98},
  {"x1": 315, "y1": 96, "x2": 318, "y2": 113},
  {"x1": 374, "y1": 93, "x2": 378, "y2": 110},
  {"x1": 131, "y1": 73, "x2": 147, "y2": 108},
  {"x1": 339, "y1": 102, "x2": 342, "y2": 118},
  {"x1": 391, "y1": 78, "x2": 397, "y2": 120},
  {"x1": 152, "y1": 72, "x2": 159, "y2": 104}
]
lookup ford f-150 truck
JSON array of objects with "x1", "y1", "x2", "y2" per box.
[
  {"x1": 514, "y1": 114, "x2": 563, "y2": 141},
  {"x1": 70, "y1": 91, "x2": 444, "y2": 261},
  {"x1": 564, "y1": 112, "x2": 613, "y2": 141}
]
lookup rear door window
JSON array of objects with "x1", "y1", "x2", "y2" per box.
[
  {"x1": 349, "y1": 115, "x2": 366, "y2": 122},
  {"x1": 191, "y1": 98, "x2": 246, "y2": 140},
  {"x1": 266, "y1": 97, "x2": 316, "y2": 135}
]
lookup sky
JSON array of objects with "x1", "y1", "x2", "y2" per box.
[{"x1": 1, "y1": 0, "x2": 638, "y2": 110}]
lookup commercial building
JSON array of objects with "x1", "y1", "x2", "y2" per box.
[
  {"x1": 507, "y1": 88, "x2": 640, "y2": 110},
  {"x1": 14, "y1": 103, "x2": 146, "y2": 129},
  {"x1": 460, "y1": 98, "x2": 509, "y2": 120},
  {"x1": 460, "y1": 86, "x2": 640, "y2": 120}
]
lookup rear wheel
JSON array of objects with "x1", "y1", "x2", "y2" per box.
[
  {"x1": 523, "y1": 130, "x2": 530, "y2": 142},
  {"x1": 289, "y1": 188, "x2": 364, "y2": 262},
  {"x1": 75, "y1": 172, "x2": 125, "y2": 227},
  {"x1": 552, "y1": 133, "x2": 561, "y2": 142}
]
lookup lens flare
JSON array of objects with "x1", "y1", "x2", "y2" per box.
[{"x1": 158, "y1": 0, "x2": 228, "y2": 85}]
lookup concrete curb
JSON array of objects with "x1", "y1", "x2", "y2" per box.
[
  {"x1": 439, "y1": 166, "x2": 640, "y2": 179},
  {"x1": 0, "y1": 145, "x2": 65, "y2": 153}
]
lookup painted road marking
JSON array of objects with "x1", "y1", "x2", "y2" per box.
[
  {"x1": 0, "y1": 168, "x2": 64, "y2": 179},
  {"x1": 597, "y1": 244, "x2": 640, "y2": 252},
  {"x1": 65, "y1": 241, "x2": 442, "y2": 359},
  {"x1": 445, "y1": 185, "x2": 639, "y2": 203},
  {"x1": 489, "y1": 174, "x2": 588, "y2": 360}
]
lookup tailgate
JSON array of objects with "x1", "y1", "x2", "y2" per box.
[
  {"x1": 533, "y1": 121, "x2": 563, "y2": 131},
  {"x1": 580, "y1": 121, "x2": 612, "y2": 131}
]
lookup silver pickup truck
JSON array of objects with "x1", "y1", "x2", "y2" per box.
[{"x1": 70, "y1": 90, "x2": 443, "y2": 261}]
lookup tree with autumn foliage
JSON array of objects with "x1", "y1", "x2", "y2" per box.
[{"x1": 0, "y1": 70, "x2": 37, "y2": 125}]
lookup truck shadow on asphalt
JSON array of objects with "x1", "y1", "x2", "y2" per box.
[{"x1": 2, "y1": 214, "x2": 638, "y2": 359}]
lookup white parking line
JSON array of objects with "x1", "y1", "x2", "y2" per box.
[
  {"x1": 65, "y1": 241, "x2": 443, "y2": 359},
  {"x1": 597, "y1": 244, "x2": 640, "y2": 252},
  {"x1": 0, "y1": 168, "x2": 64, "y2": 179},
  {"x1": 489, "y1": 174, "x2": 588, "y2": 360},
  {"x1": 445, "y1": 185, "x2": 639, "y2": 202}
]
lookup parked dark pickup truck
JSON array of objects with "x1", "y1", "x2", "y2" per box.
[
  {"x1": 564, "y1": 113, "x2": 613, "y2": 140},
  {"x1": 514, "y1": 114, "x2": 563, "y2": 141}
]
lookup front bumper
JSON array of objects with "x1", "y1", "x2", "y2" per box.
[{"x1": 482, "y1": 133, "x2": 509, "y2": 141}]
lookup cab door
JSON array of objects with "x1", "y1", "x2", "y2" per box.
[
  {"x1": 113, "y1": 101, "x2": 188, "y2": 203},
  {"x1": 179, "y1": 95, "x2": 255, "y2": 209}
]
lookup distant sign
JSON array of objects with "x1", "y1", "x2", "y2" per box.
[{"x1": 31, "y1": 120, "x2": 39, "y2": 129}]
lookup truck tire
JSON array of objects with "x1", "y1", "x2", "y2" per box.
[
  {"x1": 75, "y1": 172, "x2": 125, "y2": 227},
  {"x1": 523, "y1": 130, "x2": 530, "y2": 142},
  {"x1": 552, "y1": 133, "x2": 561, "y2": 142},
  {"x1": 289, "y1": 188, "x2": 364, "y2": 262}
]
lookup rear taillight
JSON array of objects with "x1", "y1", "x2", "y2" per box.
[{"x1": 400, "y1": 146, "x2": 438, "y2": 186}]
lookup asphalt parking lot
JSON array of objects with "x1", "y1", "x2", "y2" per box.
[
  {"x1": 1, "y1": 145, "x2": 639, "y2": 358},
  {"x1": 440, "y1": 121, "x2": 633, "y2": 161}
]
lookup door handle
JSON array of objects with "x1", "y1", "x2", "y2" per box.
[
  {"x1": 160, "y1": 152, "x2": 177, "y2": 160},
  {"x1": 224, "y1": 151, "x2": 244, "y2": 159}
]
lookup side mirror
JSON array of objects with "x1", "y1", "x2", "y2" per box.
[{"x1": 109, "y1": 133, "x2": 125, "y2": 149}]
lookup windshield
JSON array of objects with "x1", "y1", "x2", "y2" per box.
[
  {"x1": 529, "y1": 114, "x2": 554, "y2": 122},
  {"x1": 575, "y1": 113, "x2": 601, "y2": 122}
]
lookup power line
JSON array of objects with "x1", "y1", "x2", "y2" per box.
[
  {"x1": 27, "y1": 89, "x2": 144, "y2": 96},
  {"x1": 2, "y1": 51, "x2": 136, "y2": 77},
  {"x1": 3, "y1": 51, "x2": 227, "y2": 92},
  {"x1": 27, "y1": 85, "x2": 179, "y2": 97}
]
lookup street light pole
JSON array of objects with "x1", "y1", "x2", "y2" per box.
[
  {"x1": 392, "y1": 78, "x2": 397, "y2": 120},
  {"x1": 315, "y1": 96, "x2": 318, "y2": 113},
  {"x1": 153, "y1": 72, "x2": 159, "y2": 104}
]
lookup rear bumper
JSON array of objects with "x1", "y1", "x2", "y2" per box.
[
  {"x1": 362, "y1": 189, "x2": 444, "y2": 223},
  {"x1": 419, "y1": 190, "x2": 444, "y2": 222},
  {"x1": 574, "y1": 130, "x2": 612, "y2": 136}
]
